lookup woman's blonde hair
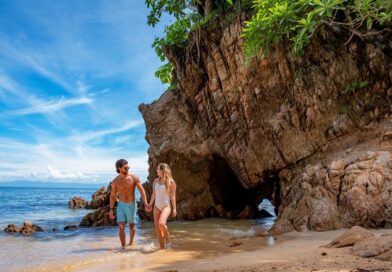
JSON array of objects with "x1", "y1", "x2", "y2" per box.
[{"x1": 158, "y1": 163, "x2": 174, "y2": 193}]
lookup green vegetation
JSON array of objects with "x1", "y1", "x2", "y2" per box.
[
  {"x1": 145, "y1": 0, "x2": 241, "y2": 88},
  {"x1": 343, "y1": 80, "x2": 368, "y2": 95},
  {"x1": 146, "y1": 0, "x2": 392, "y2": 86},
  {"x1": 243, "y1": 0, "x2": 392, "y2": 58}
]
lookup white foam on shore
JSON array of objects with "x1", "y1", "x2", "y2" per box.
[
  {"x1": 140, "y1": 242, "x2": 159, "y2": 253},
  {"x1": 220, "y1": 228, "x2": 256, "y2": 238}
]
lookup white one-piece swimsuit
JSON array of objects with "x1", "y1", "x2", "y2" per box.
[{"x1": 155, "y1": 182, "x2": 171, "y2": 211}]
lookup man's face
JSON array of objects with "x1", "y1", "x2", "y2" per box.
[{"x1": 120, "y1": 164, "x2": 129, "y2": 175}]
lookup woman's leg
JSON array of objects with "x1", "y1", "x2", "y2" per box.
[
  {"x1": 158, "y1": 206, "x2": 171, "y2": 248},
  {"x1": 153, "y1": 206, "x2": 164, "y2": 249}
]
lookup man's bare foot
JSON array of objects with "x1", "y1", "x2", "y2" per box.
[{"x1": 128, "y1": 240, "x2": 134, "y2": 246}]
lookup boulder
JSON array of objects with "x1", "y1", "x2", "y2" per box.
[
  {"x1": 326, "y1": 228, "x2": 392, "y2": 262},
  {"x1": 325, "y1": 226, "x2": 375, "y2": 248},
  {"x1": 19, "y1": 221, "x2": 44, "y2": 234},
  {"x1": 64, "y1": 225, "x2": 78, "y2": 231},
  {"x1": 352, "y1": 234, "x2": 392, "y2": 259},
  {"x1": 4, "y1": 224, "x2": 20, "y2": 233},
  {"x1": 85, "y1": 184, "x2": 113, "y2": 209},
  {"x1": 80, "y1": 206, "x2": 117, "y2": 227},
  {"x1": 68, "y1": 196, "x2": 88, "y2": 209}
]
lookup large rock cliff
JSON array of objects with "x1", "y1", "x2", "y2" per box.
[{"x1": 139, "y1": 13, "x2": 392, "y2": 232}]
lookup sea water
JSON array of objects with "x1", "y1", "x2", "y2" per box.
[{"x1": 0, "y1": 186, "x2": 276, "y2": 271}]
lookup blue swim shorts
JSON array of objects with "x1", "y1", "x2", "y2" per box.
[{"x1": 116, "y1": 201, "x2": 136, "y2": 224}]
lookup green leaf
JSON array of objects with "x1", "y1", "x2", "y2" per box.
[{"x1": 366, "y1": 17, "x2": 373, "y2": 30}]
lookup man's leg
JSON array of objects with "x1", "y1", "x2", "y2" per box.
[
  {"x1": 153, "y1": 206, "x2": 164, "y2": 249},
  {"x1": 116, "y1": 203, "x2": 127, "y2": 249},
  {"x1": 128, "y1": 223, "x2": 135, "y2": 245},
  {"x1": 158, "y1": 206, "x2": 171, "y2": 249},
  {"x1": 118, "y1": 222, "x2": 126, "y2": 249},
  {"x1": 126, "y1": 201, "x2": 136, "y2": 246}
]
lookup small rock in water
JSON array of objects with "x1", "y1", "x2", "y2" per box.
[
  {"x1": 18, "y1": 222, "x2": 44, "y2": 234},
  {"x1": 4, "y1": 224, "x2": 20, "y2": 233},
  {"x1": 64, "y1": 225, "x2": 78, "y2": 231},
  {"x1": 228, "y1": 241, "x2": 243, "y2": 247}
]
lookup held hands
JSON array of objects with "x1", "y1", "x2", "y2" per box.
[
  {"x1": 145, "y1": 204, "x2": 152, "y2": 213},
  {"x1": 109, "y1": 209, "x2": 115, "y2": 220}
]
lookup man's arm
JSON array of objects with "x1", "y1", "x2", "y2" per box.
[
  {"x1": 109, "y1": 181, "x2": 117, "y2": 220},
  {"x1": 135, "y1": 176, "x2": 148, "y2": 206}
]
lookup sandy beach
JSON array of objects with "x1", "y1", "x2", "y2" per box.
[{"x1": 25, "y1": 226, "x2": 391, "y2": 272}]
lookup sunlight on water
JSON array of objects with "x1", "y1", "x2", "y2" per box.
[{"x1": 0, "y1": 187, "x2": 276, "y2": 271}]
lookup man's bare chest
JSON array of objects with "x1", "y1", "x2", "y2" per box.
[{"x1": 117, "y1": 180, "x2": 134, "y2": 192}]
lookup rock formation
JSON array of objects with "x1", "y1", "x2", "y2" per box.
[
  {"x1": 64, "y1": 225, "x2": 78, "y2": 231},
  {"x1": 79, "y1": 206, "x2": 117, "y2": 227},
  {"x1": 68, "y1": 196, "x2": 88, "y2": 209},
  {"x1": 3, "y1": 224, "x2": 20, "y2": 233},
  {"x1": 86, "y1": 187, "x2": 108, "y2": 209},
  {"x1": 4, "y1": 221, "x2": 44, "y2": 234},
  {"x1": 79, "y1": 183, "x2": 117, "y2": 227},
  {"x1": 326, "y1": 226, "x2": 392, "y2": 262},
  {"x1": 139, "y1": 12, "x2": 392, "y2": 232},
  {"x1": 69, "y1": 186, "x2": 110, "y2": 210}
]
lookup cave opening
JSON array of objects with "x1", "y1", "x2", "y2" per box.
[
  {"x1": 207, "y1": 155, "x2": 280, "y2": 220},
  {"x1": 257, "y1": 171, "x2": 280, "y2": 218}
]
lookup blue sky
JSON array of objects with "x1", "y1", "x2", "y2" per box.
[{"x1": 0, "y1": 0, "x2": 169, "y2": 183}]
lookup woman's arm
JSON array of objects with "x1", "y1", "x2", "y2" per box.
[
  {"x1": 148, "y1": 180, "x2": 157, "y2": 208},
  {"x1": 170, "y1": 181, "x2": 177, "y2": 217}
]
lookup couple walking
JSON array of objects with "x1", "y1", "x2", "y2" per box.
[{"x1": 108, "y1": 159, "x2": 176, "y2": 250}]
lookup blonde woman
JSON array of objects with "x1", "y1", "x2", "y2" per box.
[{"x1": 146, "y1": 163, "x2": 177, "y2": 249}]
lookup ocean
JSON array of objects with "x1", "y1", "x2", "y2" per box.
[{"x1": 0, "y1": 186, "x2": 276, "y2": 271}]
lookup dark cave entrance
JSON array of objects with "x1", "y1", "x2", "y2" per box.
[{"x1": 207, "y1": 155, "x2": 280, "y2": 219}]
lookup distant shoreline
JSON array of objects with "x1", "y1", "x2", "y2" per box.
[{"x1": 0, "y1": 181, "x2": 107, "y2": 189}]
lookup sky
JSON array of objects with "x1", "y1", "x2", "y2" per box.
[{"x1": 0, "y1": 0, "x2": 169, "y2": 183}]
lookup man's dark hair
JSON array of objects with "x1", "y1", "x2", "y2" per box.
[{"x1": 115, "y1": 159, "x2": 128, "y2": 173}]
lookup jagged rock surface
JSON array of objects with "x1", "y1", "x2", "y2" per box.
[
  {"x1": 68, "y1": 196, "x2": 88, "y2": 209},
  {"x1": 139, "y1": 12, "x2": 392, "y2": 231},
  {"x1": 79, "y1": 206, "x2": 116, "y2": 227},
  {"x1": 79, "y1": 183, "x2": 116, "y2": 227}
]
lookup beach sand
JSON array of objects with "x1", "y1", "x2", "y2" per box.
[{"x1": 27, "y1": 227, "x2": 391, "y2": 272}]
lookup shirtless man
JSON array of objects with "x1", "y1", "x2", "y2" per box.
[{"x1": 109, "y1": 159, "x2": 148, "y2": 249}]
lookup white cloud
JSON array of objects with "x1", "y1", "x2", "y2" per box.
[
  {"x1": 47, "y1": 164, "x2": 87, "y2": 179},
  {"x1": 71, "y1": 120, "x2": 144, "y2": 143},
  {"x1": 111, "y1": 135, "x2": 132, "y2": 145},
  {"x1": 0, "y1": 137, "x2": 149, "y2": 183},
  {"x1": 9, "y1": 96, "x2": 93, "y2": 115}
]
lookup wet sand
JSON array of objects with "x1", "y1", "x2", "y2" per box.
[{"x1": 26, "y1": 227, "x2": 391, "y2": 272}]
